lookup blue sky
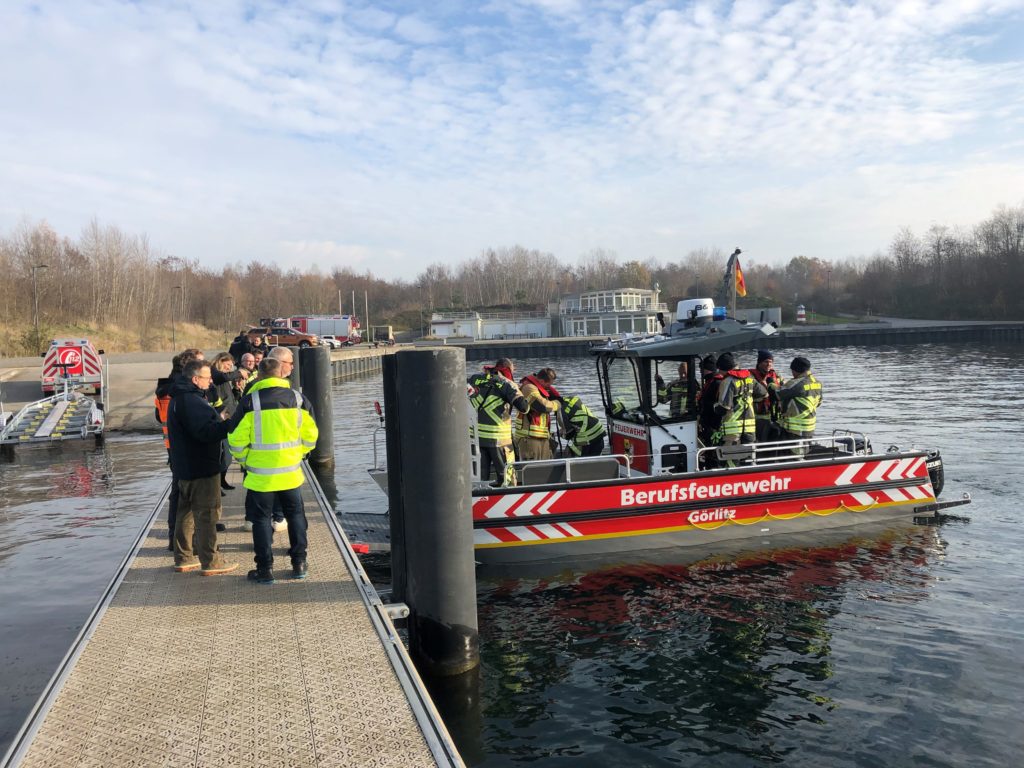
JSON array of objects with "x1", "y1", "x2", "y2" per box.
[{"x1": 2, "y1": 0, "x2": 1023, "y2": 279}]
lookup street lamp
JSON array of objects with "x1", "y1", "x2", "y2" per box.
[
  {"x1": 225, "y1": 295, "x2": 234, "y2": 334},
  {"x1": 827, "y1": 268, "x2": 832, "y2": 324},
  {"x1": 171, "y1": 285, "x2": 183, "y2": 349},
  {"x1": 31, "y1": 264, "x2": 49, "y2": 353}
]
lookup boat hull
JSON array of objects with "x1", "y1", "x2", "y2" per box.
[{"x1": 472, "y1": 452, "x2": 937, "y2": 564}]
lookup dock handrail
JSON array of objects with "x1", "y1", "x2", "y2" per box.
[{"x1": 303, "y1": 463, "x2": 465, "y2": 768}]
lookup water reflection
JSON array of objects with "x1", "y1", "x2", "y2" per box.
[
  {"x1": 475, "y1": 522, "x2": 946, "y2": 766},
  {"x1": 0, "y1": 436, "x2": 167, "y2": 755}
]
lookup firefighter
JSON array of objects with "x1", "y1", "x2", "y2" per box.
[
  {"x1": 514, "y1": 367, "x2": 561, "y2": 462},
  {"x1": 655, "y1": 361, "x2": 690, "y2": 418},
  {"x1": 228, "y1": 353, "x2": 319, "y2": 583},
  {"x1": 777, "y1": 356, "x2": 823, "y2": 453},
  {"x1": 557, "y1": 394, "x2": 606, "y2": 457},
  {"x1": 752, "y1": 349, "x2": 781, "y2": 442},
  {"x1": 714, "y1": 352, "x2": 756, "y2": 447},
  {"x1": 468, "y1": 358, "x2": 529, "y2": 487}
]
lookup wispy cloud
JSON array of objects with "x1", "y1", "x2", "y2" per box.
[{"x1": 0, "y1": 0, "x2": 1022, "y2": 277}]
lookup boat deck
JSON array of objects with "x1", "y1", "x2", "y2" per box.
[{"x1": 4, "y1": 468, "x2": 459, "y2": 768}]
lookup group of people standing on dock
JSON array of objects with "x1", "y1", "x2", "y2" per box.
[
  {"x1": 467, "y1": 358, "x2": 607, "y2": 487},
  {"x1": 154, "y1": 342, "x2": 319, "y2": 584}
]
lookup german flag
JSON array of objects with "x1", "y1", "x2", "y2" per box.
[{"x1": 735, "y1": 258, "x2": 747, "y2": 297}]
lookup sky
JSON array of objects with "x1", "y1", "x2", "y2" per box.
[{"x1": 2, "y1": 0, "x2": 1023, "y2": 280}]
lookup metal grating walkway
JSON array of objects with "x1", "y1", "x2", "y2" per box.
[{"x1": 4, "y1": 468, "x2": 460, "y2": 768}]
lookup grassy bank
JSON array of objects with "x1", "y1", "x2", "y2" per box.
[{"x1": 0, "y1": 321, "x2": 232, "y2": 358}]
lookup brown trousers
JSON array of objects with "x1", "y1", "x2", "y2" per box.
[{"x1": 174, "y1": 474, "x2": 225, "y2": 569}]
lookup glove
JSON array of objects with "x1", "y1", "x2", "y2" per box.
[{"x1": 655, "y1": 374, "x2": 665, "y2": 385}]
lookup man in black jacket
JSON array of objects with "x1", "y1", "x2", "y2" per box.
[{"x1": 167, "y1": 359, "x2": 238, "y2": 576}]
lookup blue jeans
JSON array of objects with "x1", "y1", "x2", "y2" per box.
[{"x1": 245, "y1": 487, "x2": 308, "y2": 570}]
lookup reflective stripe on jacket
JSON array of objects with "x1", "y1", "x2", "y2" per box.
[
  {"x1": 779, "y1": 373, "x2": 822, "y2": 437},
  {"x1": 467, "y1": 371, "x2": 526, "y2": 447},
  {"x1": 561, "y1": 396, "x2": 605, "y2": 455},
  {"x1": 657, "y1": 377, "x2": 688, "y2": 417},
  {"x1": 228, "y1": 377, "x2": 319, "y2": 491},
  {"x1": 717, "y1": 370, "x2": 756, "y2": 438},
  {"x1": 515, "y1": 375, "x2": 559, "y2": 440}
]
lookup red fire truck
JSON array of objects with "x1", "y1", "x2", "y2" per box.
[
  {"x1": 41, "y1": 339, "x2": 105, "y2": 396},
  {"x1": 285, "y1": 315, "x2": 362, "y2": 343}
]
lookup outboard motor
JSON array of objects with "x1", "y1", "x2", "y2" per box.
[{"x1": 926, "y1": 449, "x2": 945, "y2": 497}]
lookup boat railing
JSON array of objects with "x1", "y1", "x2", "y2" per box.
[
  {"x1": 695, "y1": 431, "x2": 867, "y2": 470},
  {"x1": 515, "y1": 454, "x2": 632, "y2": 486}
]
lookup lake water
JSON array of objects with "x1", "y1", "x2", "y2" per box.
[{"x1": 2, "y1": 343, "x2": 1023, "y2": 765}]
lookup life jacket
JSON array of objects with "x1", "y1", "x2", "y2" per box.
[
  {"x1": 752, "y1": 368, "x2": 781, "y2": 417},
  {"x1": 515, "y1": 374, "x2": 555, "y2": 440},
  {"x1": 154, "y1": 377, "x2": 172, "y2": 449},
  {"x1": 718, "y1": 369, "x2": 756, "y2": 438}
]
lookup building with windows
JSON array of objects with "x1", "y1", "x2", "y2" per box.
[
  {"x1": 558, "y1": 288, "x2": 667, "y2": 337},
  {"x1": 429, "y1": 310, "x2": 551, "y2": 340}
]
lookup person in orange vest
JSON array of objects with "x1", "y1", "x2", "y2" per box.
[{"x1": 514, "y1": 367, "x2": 561, "y2": 461}]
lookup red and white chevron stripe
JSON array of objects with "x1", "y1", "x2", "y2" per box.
[
  {"x1": 474, "y1": 519, "x2": 583, "y2": 545},
  {"x1": 479, "y1": 490, "x2": 566, "y2": 519},
  {"x1": 834, "y1": 456, "x2": 927, "y2": 486}
]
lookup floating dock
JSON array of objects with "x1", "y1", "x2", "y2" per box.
[{"x1": 2, "y1": 467, "x2": 461, "y2": 768}]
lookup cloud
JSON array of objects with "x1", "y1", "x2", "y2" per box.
[{"x1": 1, "y1": 0, "x2": 1023, "y2": 279}]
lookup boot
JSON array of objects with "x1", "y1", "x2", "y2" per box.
[{"x1": 247, "y1": 567, "x2": 275, "y2": 584}]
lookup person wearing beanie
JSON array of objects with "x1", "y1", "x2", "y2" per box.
[
  {"x1": 714, "y1": 353, "x2": 756, "y2": 452},
  {"x1": 655, "y1": 361, "x2": 690, "y2": 418},
  {"x1": 753, "y1": 350, "x2": 781, "y2": 441},
  {"x1": 468, "y1": 359, "x2": 529, "y2": 486},
  {"x1": 777, "y1": 356, "x2": 822, "y2": 451}
]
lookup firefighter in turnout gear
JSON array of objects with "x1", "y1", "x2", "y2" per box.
[
  {"x1": 777, "y1": 356, "x2": 822, "y2": 451},
  {"x1": 515, "y1": 367, "x2": 561, "y2": 462},
  {"x1": 228, "y1": 354, "x2": 319, "y2": 583},
  {"x1": 468, "y1": 358, "x2": 529, "y2": 487},
  {"x1": 655, "y1": 361, "x2": 690, "y2": 418},
  {"x1": 557, "y1": 395, "x2": 606, "y2": 457},
  {"x1": 752, "y1": 349, "x2": 781, "y2": 442},
  {"x1": 714, "y1": 352, "x2": 756, "y2": 447}
]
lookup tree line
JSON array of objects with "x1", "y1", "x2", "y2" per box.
[{"x1": 1, "y1": 203, "x2": 1020, "y2": 355}]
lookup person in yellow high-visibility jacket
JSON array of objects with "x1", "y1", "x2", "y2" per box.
[{"x1": 228, "y1": 353, "x2": 318, "y2": 584}]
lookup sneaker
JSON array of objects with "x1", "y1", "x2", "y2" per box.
[
  {"x1": 215, "y1": 522, "x2": 227, "y2": 532},
  {"x1": 290, "y1": 561, "x2": 308, "y2": 580},
  {"x1": 242, "y1": 520, "x2": 253, "y2": 532},
  {"x1": 271, "y1": 518, "x2": 287, "y2": 533},
  {"x1": 247, "y1": 568, "x2": 275, "y2": 584},
  {"x1": 174, "y1": 562, "x2": 201, "y2": 572},
  {"x1": 220, "y1": 478, "x2": 235, "y2": 490},
  {"x1": 200, "y1": 562, "x2": 239, "y2": 576}
]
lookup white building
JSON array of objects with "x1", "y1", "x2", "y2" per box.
[
  {"x1": 429, "y1": 311, "x2": 551, "y2": 340},
  {"x1": 558, "y1": 288, "x2": 668, "y2": 337}
]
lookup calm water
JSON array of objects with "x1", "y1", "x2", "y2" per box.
[{"x1": 2, "y1": 344, "x2": 1023, "y2": 766}]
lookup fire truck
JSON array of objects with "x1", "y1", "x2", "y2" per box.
[
  {"x1": 41, "y1": 338, "x2": 105, "y2": 396},
  {"x1": 284, "y1": 315, "x2": 362, "y2": 343}
]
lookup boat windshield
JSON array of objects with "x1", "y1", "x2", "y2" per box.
[{"x1": 602, "y1": 356, "x2": 643, "y2": 415}]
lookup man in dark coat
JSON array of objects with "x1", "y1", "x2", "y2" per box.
[{"x1": 167, "y1": 359, "x2": 238, "y2": 575}]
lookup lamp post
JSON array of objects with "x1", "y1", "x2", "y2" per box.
[
  {"x1": 31, "y1": 264, "x2": 49, "y2": 353},
  {"x1": 172, "y1": 285, "x2": 183, "y2": 349},
  {"x1": 225, "y1": 295, "x2": 234, "y2": 334},
  {"x1": 827, "y1": 268, "x2": 832, "y2": 324}
]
